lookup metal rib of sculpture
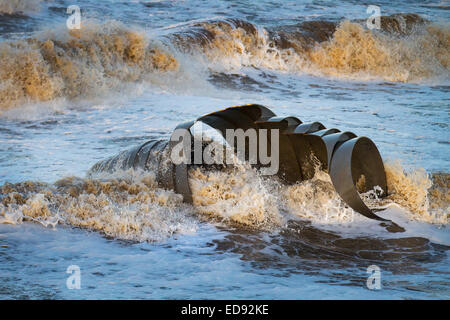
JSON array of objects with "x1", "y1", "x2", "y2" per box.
[{"x1": 90, "y1": 104, "x2": 388, "y2": 221}]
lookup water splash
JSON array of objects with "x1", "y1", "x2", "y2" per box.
[
  {"x1": 0, "y1": 21, "x2": 178, "y2": 111},
  {"x1": 0, "y1": 169, "x2": 197, "y2": 242},
  {"x1": 1, "y1": 14, "x2": 449, "y2": 112},
  {"x1": 384, "y1": 160, "x2": 448, "y2": 224}
]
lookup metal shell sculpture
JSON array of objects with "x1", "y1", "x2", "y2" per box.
[{"x1": 90, "y1": 104, "x2": 388, "y2": 221}]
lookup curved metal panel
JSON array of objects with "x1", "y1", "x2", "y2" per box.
[
  {"x1": 311, "y1": 128, "x2": 340, "y2": 137},
  {"x1": 322, "y1": 131, "x2": 357, "y2": 167},
  {"x1": 293, "y1": 122, "x2": 326, "y2": 134},
  {"x1": 168, "y1": 120, "x2": 195, "y2": 203},
  {"x1": 287, "y1": 133, "x2": 328, "y2": 179},
  {"x1": 136, "y1": 140, "x2": 161, "y2": 170},
  {"x1": 89, "y1": 104, "x2": 390, "y2": 222},
  {"x1": 329, "y1": 137, "x2": 388, "y2": 221}
]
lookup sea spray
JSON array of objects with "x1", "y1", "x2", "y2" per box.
[
  {"x1": 0, "y1": 159, "x2": 448, "y2": 242},
  {"x1": 0, "y1": 21, "x2": 178, "y2": 111},
  {"x1": 384, "y1": 161, "x2": 448, "y2": 224},
  {"x1": 188, "y1": 164, "x2": 283, "y2": 228},
  {"x1": 1, "y1": 15, "x2": 449, "y2": 112},
  {"x1": 0, "y1": 169, "x2": 197, "y2": 242}
]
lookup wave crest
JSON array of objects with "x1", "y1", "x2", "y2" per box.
[
  {"x1": 384, "y1": 161, "x2": 448, "y2": 224},
  {"x1": 308, "y1": 20, "x2": 449, "y2": 82},
  {"x1": 0, "y1": 21, "x2": 178, "y2": 111},
  {"x1": 0, "y1": 160, "x2": 448, "y2": 242},
  {"x1": 0, "y1": 14, "x2": 449, "y2": 111},
  {"x1": 184, "y1": 16, "x2": 449, "y2": 82},
  {"x1": 0, "y1": 170, "x2": 196, "y2": 242}
]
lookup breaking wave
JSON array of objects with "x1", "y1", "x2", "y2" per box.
[
  {"x1": 0, "y1": 13, "x2": 449, "y2": 112},
  {"x1": 1, "y1": 160, "x2": 447, "y2": 242},
  {"x1": 0, "y1": 21, "x2": 178, "y2": 111},
  {"x1": 384, "y1": 161, "x2": 449, "y2": 224},
  {"x1": 179, "y1": 14, "x2": 449, "y2": 82},
  {"x1": 0, "y1": 170, "x2": 197, "y2": 242},
  {"x1": 188, "y1": 164, "x2": 283, "y2": 228}
]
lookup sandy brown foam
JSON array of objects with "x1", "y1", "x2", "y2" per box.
[
  {"x1": 307, "y1": 20, "x2": 449, "y2": 82},
  {"x1": 0, "y1": 160, "x2": 448, "y2": 242},
  {"x1": 384, "y1": 161, "x2": 448, "y2": 224},
  {"x1": 0, "y1": 170, "x2": 196, "y2": 242},
  {"x1": 1, "y1": 14, "x2": 448, "y2": 111},
  {"x1": 192, "y1": 16, "x2": 449, "y2": 82},
  {"x1": 0, "y1": 21, "x2": 178, "y2": 111},
  {"x1": 188, "y1": 165, "x2": 282, "y2": 228},
  {"x1": 189, "y1": 160, "x2": 448, "y2": 228}
]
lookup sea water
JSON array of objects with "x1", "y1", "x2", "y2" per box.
[{"x1": 0, "y1": 0, "x2": 448, "y2": 299}]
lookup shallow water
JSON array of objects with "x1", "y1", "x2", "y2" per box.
[{"x1": 0, "y1": 0, "x2": 449, "y2": 299}]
